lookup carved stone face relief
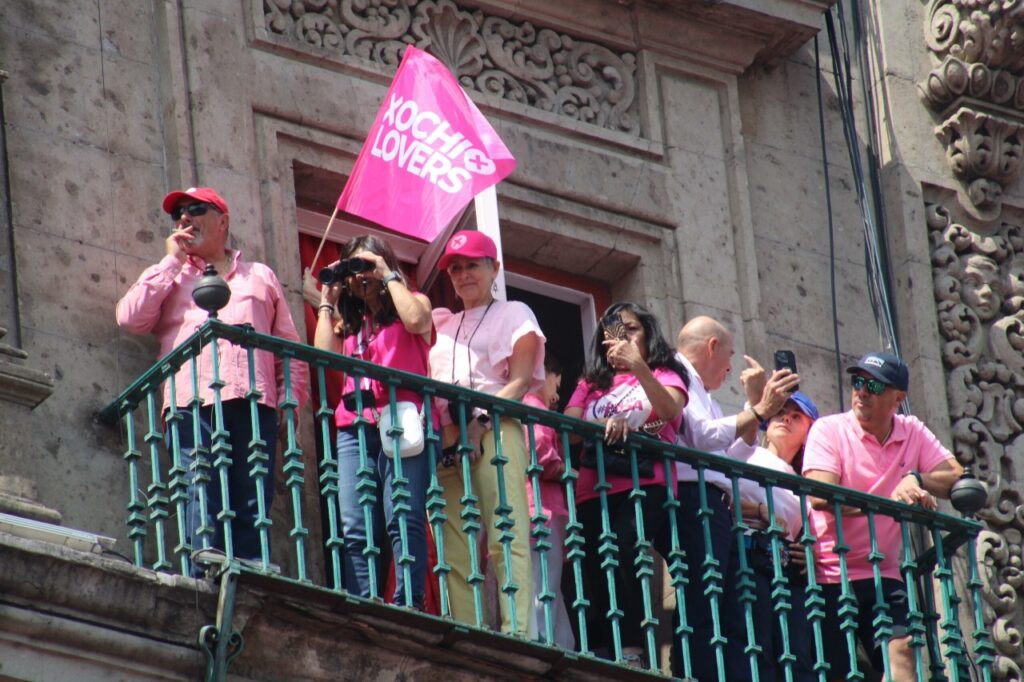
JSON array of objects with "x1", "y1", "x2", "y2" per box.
[
  {"x1": 262, "y1": 0, "x2": 641, "y2": 136},
  {"x1": 961, "y1": 253, "x2": 1002, "y2": 320},
  {"x1": 928, "y1": 198, "x2": 1024, "y2": 678}
]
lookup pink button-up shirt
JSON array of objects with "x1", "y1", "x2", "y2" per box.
[
  {"x1": 116, "y1": 251, "x2": 309, "y2": 412},
  {"x1": 803, "y1": 410, "x2": 954, "y2": 583}
]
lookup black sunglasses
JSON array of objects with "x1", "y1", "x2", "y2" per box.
[
  {"x1": 170, "y1": 203, "x2": 216, "y2": 221},
  {"x1": 851, "y1": 375, "x2": 888, "y2": 396}
]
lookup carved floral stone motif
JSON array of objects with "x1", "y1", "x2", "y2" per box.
[
  {"x1": 921, "y1": 1, "x2": 1024, "y2": 220},
  {"x1": 262, "y1": 0, "x2": 641, "y2": 136},
  {"x1": 937, "y1": 107, "x2": 1024, "y2": 218},
  {"x1": 928, "y1": 200, "x2": 1024, "y2": 679}
]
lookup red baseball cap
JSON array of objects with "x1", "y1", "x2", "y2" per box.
[
  {"x1": 161, "y1": 187, "x2": 229, "y2": 216},
  {"x1": 438, "y1": 230, "x2": 498, "y2": 271}
]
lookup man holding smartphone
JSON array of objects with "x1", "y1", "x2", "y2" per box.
[
  {"x1": 803, "y1": 351, "x2": 963, "y2": 680},
  {"x1": 116, "y1": 187, "x2": 308, "y2": 572},
  {"x1": 673, "y1": 315, "x2": 799, "y2": 681}
]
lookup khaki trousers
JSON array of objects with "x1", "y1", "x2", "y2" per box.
[{"x1": 437, "y1": 419, "x2": 533, "y2": 634}]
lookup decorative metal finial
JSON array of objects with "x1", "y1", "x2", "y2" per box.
[
  {"x1": 949, "y1": 467, "x2": 987, "y2": 518},
  {"x1": 192, "y1": 264, "x2": 231, "y2": 317}
]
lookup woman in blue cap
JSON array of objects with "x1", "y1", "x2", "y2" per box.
[{"x1": 735, "y1": 391, "x2": 819, "y2": 682}]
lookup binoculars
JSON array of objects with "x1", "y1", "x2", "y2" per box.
[{"x1": 318, "y1": 257, "x2": 374, "y2": 285}]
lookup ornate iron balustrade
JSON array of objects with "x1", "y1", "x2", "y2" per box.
[{"x1": 100, "y1": 319, "x2": 993, "y2": 681}]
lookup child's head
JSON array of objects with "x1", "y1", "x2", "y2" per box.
[{"x1": 540, "y1": 353, "x2": 563, "y2": 408}]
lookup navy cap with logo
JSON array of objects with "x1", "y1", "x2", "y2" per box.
[{"x1": 846, "y1": 351, "x2": 909, "y2": 391}]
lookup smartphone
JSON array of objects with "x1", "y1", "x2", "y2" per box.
[
  {"x1": 602, "y1": 312, "x2": 628, "y2": 341},
  {"x1": 774, "y1": 350, "x2": 798, "y2": 389}
]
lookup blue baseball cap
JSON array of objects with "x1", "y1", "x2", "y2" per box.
[
  {"x1": 760, "y1": 390, "x2": 819, "y2": 430},
  {"x1": 846, "y1": 351, "x2": 909, "y2": 391}
]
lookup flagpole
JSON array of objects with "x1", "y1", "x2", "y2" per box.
[{"x1": 311, "y1": 205, "x2": 340, "y2": 271}]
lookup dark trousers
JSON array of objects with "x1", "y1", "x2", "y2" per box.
[
  {"x1": 167, "y1": 399, "x2": 278, "y2": 563},
  {"x1": 671, "y1": 482, "x2": 751, "y2": 682},
  {"x1": 819, "y1": 578, "x2": 911, "y2": 680},
  {"x1": 576, "y1": 485, "x2": 671, "y2": 653},
  {"x1": 735, "y1": 545, "x2": 817, "y2": 682}
]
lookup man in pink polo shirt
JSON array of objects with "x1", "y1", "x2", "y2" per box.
[
  {"x1": 803, "y1": 352, "x2": 963, "y2": 680},
  {"x1": 116, "y1": 187, "x2": 308, "y2": 570}
]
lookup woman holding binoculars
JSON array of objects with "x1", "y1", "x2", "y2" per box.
[{"x1": 313, "y1": 234, "x2": 433, "y2": 608}]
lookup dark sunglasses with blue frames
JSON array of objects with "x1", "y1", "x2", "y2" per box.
[
  {"x1": 170, "y1": 203, "x2": 218, "y2": 222},
  {"x1": 851, "y1": 374, "x2": 889, "y2": 395}
]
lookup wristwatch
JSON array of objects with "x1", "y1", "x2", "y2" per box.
[
  {"x1": 904, "y1": 470, "x2": 924, "y2": 487},
  {"x1": 381, "y1": 271, "x2": 401, "y2": 287}
]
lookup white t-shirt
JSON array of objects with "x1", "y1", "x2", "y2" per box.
[
  {"x1": 429, "y1": 300, "x2": 545, "y2": 422},
  {"x1": 736, "y1": 447, "x2": 803, "y2": 541}
]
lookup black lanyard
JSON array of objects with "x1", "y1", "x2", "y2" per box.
[{"x1": 451, "y1": 299, "x2": 495, "y2": 389}]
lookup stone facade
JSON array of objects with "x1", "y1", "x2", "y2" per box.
[
  {"x1": 1, "y1": 0, "x2": 1018, "y2": 678},
  {"x1": 917, "y1": 1, "x2": 1024, "y2": 676}
]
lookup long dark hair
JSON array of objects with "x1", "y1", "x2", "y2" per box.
[
  {"x1": 334, "y1": 234, "x2": 406, "y2": 337},
  {"x1": 582, "y1": 302, "x2": 689, "y2": 391}
]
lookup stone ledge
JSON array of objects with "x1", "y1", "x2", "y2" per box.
[
  {"x1": 0, "y1": 358, "x2": 55, "y2": 407},
  {"x1": 0, "y1": 490, "x2": 62, "y2": 524},
  {"x1": 0, "y1": 534, "x2": 667, "y2": 681},
  {"x1": 0, "y1": 532, "x2": 217, "y2": 643},
  {"x1": 0, "y1": 326, "x2": 55, "y2": 408},
  {"x1": 229, "y1": 572, "x2": 666, "y2": 680}
]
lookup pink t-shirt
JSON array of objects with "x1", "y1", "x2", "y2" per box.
[
  {"x1": 334, "y1": 320, "x2": 431, "y2": 429},
  {"x1": 569, "y1": 368, "x2": 688, "y2": 503},
  {"x1": 523, "y1": 392, "x2": 568, "y2": 520},
  {"x1": 803, "y1": 411, "x2": 955, "y2": 582},
  {"x1": 429, "y1": 300, "x2": 546, "y2": 422}
]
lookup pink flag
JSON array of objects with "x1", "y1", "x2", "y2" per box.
[{"x1": 337, "y1": 47, "x2": 516, "y2": 241}]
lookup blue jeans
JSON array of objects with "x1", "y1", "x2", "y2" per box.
[
  {"x1": 336, "y1": 426, "x2": 428, "y2": 607},
  {"x1": 167, "y1": 399, "x2": 278, "y2": 564}
]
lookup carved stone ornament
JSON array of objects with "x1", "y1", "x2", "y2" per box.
[
  {"x1": 921, "y1": 1, "x2": 1024, "y2": 220},
  {"x1": 937, "y1": 107, "x2": 1024, "y2": 219},
  {"x1": 262, "y1": 0, "x2": 640, "y2": 136},
  {"x1": 928, "y1": 199, "x2": 1024, "y2": 679}
]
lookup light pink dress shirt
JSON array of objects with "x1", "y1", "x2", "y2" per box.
[{"x1": 116, "y1": 251, "x2": 309, "y2": 412}]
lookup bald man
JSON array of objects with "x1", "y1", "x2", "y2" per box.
[{"x1": 670, "y1": 315, "x2": 798, "y2": 681}]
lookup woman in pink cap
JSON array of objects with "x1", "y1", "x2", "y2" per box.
[
  {"x1": 314, "y1": 234, "x2": 432, "y2": 608},
  {"x1": 429, "y1": 229, "x2": 545, "y2": 635}
]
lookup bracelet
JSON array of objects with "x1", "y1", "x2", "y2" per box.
[
  {"x1": 749, "y1": 405, "x2": 765, "y2": 423},
  {"x1": 317, "y1": 303, "x2": 334, "y2": 315},
  {"x1": 905, "y1": 470, "x2": 924, "y2": 487},
  {"x1": 381, "y1": 271, "x2": 401, "y2": 287}
]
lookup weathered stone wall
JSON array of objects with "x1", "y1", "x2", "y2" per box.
[{"x1": 0, "y1": 0, "x2": 833, "y2": 558}]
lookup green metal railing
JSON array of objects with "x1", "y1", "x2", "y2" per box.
[{"x1": 100, "y1": 320, "x2": 994, "y2": 681}]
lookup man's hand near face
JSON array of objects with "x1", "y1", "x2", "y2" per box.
[{"x1": 166, "y1": 225, "x2": 194, "y2": 262}]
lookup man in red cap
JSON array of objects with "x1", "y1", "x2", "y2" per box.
[{"x1": 116, "y1": 187, "x2": 308, "y2": 572}]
